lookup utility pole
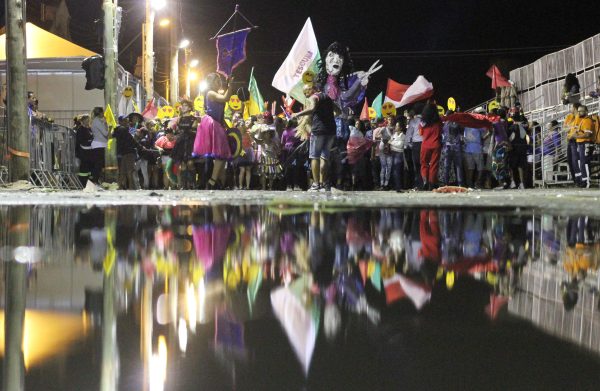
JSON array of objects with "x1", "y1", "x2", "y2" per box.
[
  {"x1": 103, "y1": 0, "x2": 118, "y2": 112},
  {"x1": 143, "y1": 0, "x2": 155, "y2": 102},
  {"x1": 169, "y1": 0, "x2": 179, "y2": 104},
  {"x1": 103, "y1": 0, "x2": 119, "y2": 183},
  {"x1": 5, "y1": 0, "x2": 30, "y2": 182}
]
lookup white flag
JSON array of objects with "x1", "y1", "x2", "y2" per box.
[
  {"x1": 397, "y1": 75, "x2": 434, "y2": 107},
  {"x1": 272, "y1": 18, "x2": 320, "y2": 105}
]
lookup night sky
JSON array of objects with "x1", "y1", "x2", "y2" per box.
[{"x1": 3, "y1": 0, "x2": 600, "y2": 109}]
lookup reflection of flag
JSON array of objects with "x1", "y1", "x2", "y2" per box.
[
  {"x1": 359, "y1": 98, "x2": 369, "y2": 121},
  {"x1": 104, "y1": 104, "x2": 117, "y2": 129},
  {"x1": 384, "y1": 78, "x2": 410, "y2": 107},
  {"x1": 141, "y1": 98, "x2": 158, "y2": 119},
  {"x1": 397, "y1": 76, "x2": 434, "y2": 107},
  {"x1": 216, "y1": 28, "x2": 250, "y2": 77},
  {"x1": 248, "y1": 67, "x2": 265, "y2": 116},
  {"x1": 272, "y1": 18, "x2": 320, "y2": 105},
  {"x1": 372, "y1": 92, "x2": 383, "y2": 119},
  {"x1": 486, "y1": 64, "x2": 511, "y2": 89}
]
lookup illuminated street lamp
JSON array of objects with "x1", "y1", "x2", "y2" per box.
[
  {"x1": 190, "y1": 59, "x2": 199, "y2": 68},
  {"x1": 158, "y1": 18, "x2": 170, "y2": 27}
]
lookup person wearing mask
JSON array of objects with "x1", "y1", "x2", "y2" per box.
[
  {"x1": 405, "y1": 109, "x2": 423, "y2": 189},
  {"x1": 419, "y1": 103, "x2": 442, "y2": 190},
  {"x1": 90, "y1": 107, "x2": 109, "y2": 185}
]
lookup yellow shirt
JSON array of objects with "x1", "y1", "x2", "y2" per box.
[
  {"x1": 565, "y1": 113, "x2": 579, "y2": 140},
  {"x1": 574, "y1": 116, "x2": 594, "y2": 143}
]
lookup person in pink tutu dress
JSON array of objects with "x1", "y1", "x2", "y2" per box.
[{"x1": 193, "y1": 73, "x2": 234, "y2": 189}]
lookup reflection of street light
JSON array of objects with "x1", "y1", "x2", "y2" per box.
[
  {"x1": 199, "y1": 80, "x2": 208, "y2": 93},
  {"x1": 151, "y1": 0, "x2": 167, "y2": 10},
  {"x1": 158, "y1": 18, "x2": 170, "y2": 27},
  {"x1": 179, "y1": 39, "x2": 190, "y2": 49}
]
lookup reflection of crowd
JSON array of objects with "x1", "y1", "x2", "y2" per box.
[{"x1": 70, "y1": 206, "x2": 542, "y2": 318}]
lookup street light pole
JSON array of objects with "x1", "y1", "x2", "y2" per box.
[
  {"x1": 169, "y1": 0, "x2": 179, "y2": 104},
  {"x1": 143, "y1": 0, "x2": 155, "y2": 101},
  {"x1": 103, "y1": 0, "x2": 118, "y2": 112}
]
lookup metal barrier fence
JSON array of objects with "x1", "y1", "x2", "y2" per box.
[
  {"x1": 29, "y1": 117, "x2": 82, "y2": 189},
  {"x1": 510, "y1": 33, "x2": 600, "y2": 112}
]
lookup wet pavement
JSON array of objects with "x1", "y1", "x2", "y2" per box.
[
  {"x1": 1, "y1": 204, "x2": 600, "y2": 390},
  {"x1": 0, "y1": 187, "x2": 599, "y2": 216}
]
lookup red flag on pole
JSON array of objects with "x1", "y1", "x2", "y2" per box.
[
  {"x1": 384, "y1": 78, "x2": 410, "y2": 107},
  {"x1": 486, "y1": 65, "x2": 511, "y2": 89},
  {"x1": 359, "y1": 98, "x2": 370, "y2": 121},
  {"x1": 141, "y1": 98, "x2": 158, "y2": 119}
]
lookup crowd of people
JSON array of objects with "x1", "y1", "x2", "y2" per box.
[{"x1": 70, "y1": 74, "x2": 598, "y2": 192}]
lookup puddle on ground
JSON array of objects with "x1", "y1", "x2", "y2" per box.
[{"x1": 1, "y1": 205, "x2": 600, "y2": 390}]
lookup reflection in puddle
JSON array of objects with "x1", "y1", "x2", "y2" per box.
[{"x1": 1, "y1": 205, "x2": 600, "y2": 390}]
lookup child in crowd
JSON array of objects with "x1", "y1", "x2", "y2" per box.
[
  {"x1": 281, "y1": 118, "x2": 303, "y2": 190},
  {"x1": 234, "y1": 116, "x2": 256, "y2": 190},
  {"x1": 155, "y1": 127, "x2": 177, "y2": 189}
]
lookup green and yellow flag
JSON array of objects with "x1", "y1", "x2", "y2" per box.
[{"x1": 248, "y1": 67, "x2": 265, "y2": 116}]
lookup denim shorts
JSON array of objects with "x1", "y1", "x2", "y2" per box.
[
  {"x1": 309, "y1": 134, "x2": 335, "y2": 160},
  {"x1": 465, "y1": 152, "x2": 483, "y2": 170}
]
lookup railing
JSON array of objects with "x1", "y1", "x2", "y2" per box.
[
  {"x1": 530, "y1": 95, "x2": 600, "y2": 187},
  {"x1": 29, "y1": 116, "x2": 82, "y2": 189}
]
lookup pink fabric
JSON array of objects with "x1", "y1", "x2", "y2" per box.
[
  {"x1": 155, "y1": 135, "x2": 176, "y2": 150},
  {"x1": 347, "y1": 137, "x2": 373, "y2": 165},
  {"x1": 192, "y1": 225, "x2": 232, "y2": 271},
  {"x1": 326, "y1": 75, "x2": 340, "y2": 100},
  {"x1": 193, "y1": 114, "x2": 232, "y2": 159}
]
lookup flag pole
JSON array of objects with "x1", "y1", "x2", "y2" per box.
[{"x1": 210, "y1": 4, "x2": 258, "y2": 40}]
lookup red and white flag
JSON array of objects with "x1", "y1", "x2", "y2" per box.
[
  {"x1": 486, "y1": 65, "x2": 511, "y2": 89},
  {"x1": 384, "y1": 78, "x2": 410, "y2": 107},
  {"x1": 141, "y1": 98, "x2": 158, "y2": 119},
  {"x1": 397, "y1": 76, "x2": 434, "y2": 107}
]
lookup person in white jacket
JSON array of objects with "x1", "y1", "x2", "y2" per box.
[{"x1": 389, "y1": 118, "x2": 407, "y2": 192}]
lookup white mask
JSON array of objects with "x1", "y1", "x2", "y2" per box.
[{"x1": 325, "y1": 51, "x2": 344, "y2": 77}]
